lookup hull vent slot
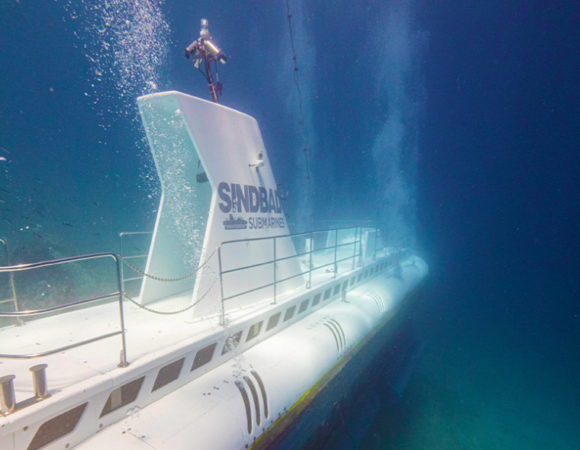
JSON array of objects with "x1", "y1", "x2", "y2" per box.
[
  {"x1": 237, "y1": 371, "x2": 269, "y2": 434},
  {"x1": 323, "y1": 323, "x2": 340, "y2": 352},
  {"x1": 235, "y1": 381, "x2": 253, "y2": 434},
  {"x1": 243, "y1": 376, "x2": 261, "y2": 426},
  {"x1": 367, "y1": 291, "x2": 385, "y2": 314},
  {"x1": 251, "y1": 370, "x2": 269, "y2": 419},
  {"x1": 326, "y1": 320, "x2": 344, "y2": 349},
  {"x1": 323, "y1": 319, "x2": 346, "y2": 352},
  {"x1": 328, "y1": 318, "x2": 347, "y2": 348}
]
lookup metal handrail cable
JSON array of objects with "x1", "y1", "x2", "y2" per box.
[
  {"x1": 119, "y1": 246, "x2": 219, "y2": 283},
  {"x1": 123, "y1": 278, "x2": 217, "y2": 315}
]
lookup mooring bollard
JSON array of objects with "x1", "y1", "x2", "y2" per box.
[
  {"x1": 30, "y1": 364, "x2": 49, "y2": 400},
  {"x1": 0, "y1": 374, "x2": 16, "y2": 414}
]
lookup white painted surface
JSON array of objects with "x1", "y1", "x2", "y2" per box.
[
  {"x1": 74, "y1": 256, "x2": 427, "y2": 450},
  {"x1": 136, "y1": 92, "x2": 302, "y2": 316},
  {"x1": 137, "y1": 94, "x2": 213, "y2": 305},
  {"x1": 0, "y1": 92, "x2": 429, "y2": 450}
]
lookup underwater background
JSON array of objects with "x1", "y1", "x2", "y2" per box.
[{"x1": 0, "y1": 0, "x2": 579, "y2": 448}]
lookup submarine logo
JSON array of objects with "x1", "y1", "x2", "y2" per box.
[
  {"x1": 218, "y1": 182, "x2": 286, "y2": 231},
  {"x1": 223, "y1": 214, "x2": 248, "y2": 230}
]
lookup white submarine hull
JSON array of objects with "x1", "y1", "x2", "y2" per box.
[
  {"x1": 76, "y1": 256, "x2": 426, "y2": 450},
  {"x1": 0, "y1": 92, "x2": 428, "y2": 450}
]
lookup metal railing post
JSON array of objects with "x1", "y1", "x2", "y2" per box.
[
  {"x1": 117, "y1": 231, "x2": 153, "y2": 293},
  {"x1": 212, "y1": 225, "x2": 386, "y2": 312},
  {"x1": 273, "y1": 238, "x2": 277, "y2": 304},
  {"x1": 352, "y1": 228, "x2": 357, "y2": 270},
  {"x1": 382, "y1": 230, "x2": 385, "y2": 257},
  {"x1": 0, "y1": 239, "x2": 22, "y2": 326},
  {"x1": 359, "y1": 228, "x2": 363, "y2": 267},
  {"x1": 218, "y1": 246, "x2": 225, "y2": 326},
  {"x1": 307, "y1": 231, "x2": 313, "y2": 289},
  {"x1": 114, "y1": 256, "x2": 129, "y2": 368},
  {"x1": 119, "y1": 233, "x2": 125, "y2": 295},
  {"x1": 373, "y1": 227, "x2": 377, "y2": 261},
  {"x1": 333, "y1": 230, "x2": 338, "y2": 278},
  {"x1": 8, "y1": 271, "x2": 21, "y2": 326}
]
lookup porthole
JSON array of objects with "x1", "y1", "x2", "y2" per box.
[
  {"x1": 246, "y1": 322, "x2": 263, "y2": 342},
  {"x1": 312, "y1": 293, "x2": 321, "y2": 306},
  {"x1": 27, "y1": 403, "x2": 87, "y2": 450},
  {"x1": 298, "y1": 299, "x2": 309, "y2": 314},
  {"x1": 152, "y1": 358, "x2": 185, "y2": 392},
  {"x1": 222, "y1": 331, "x2": 243, "y2": 355},
  {"x1": 266, "y1": 312, "x2": 281, "y2": 331},
  {"x1": 100, "y1": 377, "x2": 144, "y2": 417},
  {"x1": 283, "y1": 305, "x2": 296, "y2": 322},
  {"x1": 350, "y1": 277, "x2": 355, "y2": 286},
  {"x1": 333, "y1": 284, "x2": 340, "y2": 295},
  {"x1": 192, "y1": 343, "x2": 217, "y2": 371}
]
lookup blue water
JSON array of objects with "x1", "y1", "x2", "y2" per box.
[{"x1": 1, "y1": 0, "x2": 579, "y2": 448}]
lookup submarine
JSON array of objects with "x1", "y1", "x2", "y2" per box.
[{"x1": 0, "y1": 20, "x2": 428, "y2": 450}]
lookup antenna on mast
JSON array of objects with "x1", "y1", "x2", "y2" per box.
[{"x1": 184, "y1": 19, "x2": 227, "y2": 103}]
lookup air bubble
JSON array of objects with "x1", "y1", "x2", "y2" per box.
[{"x1": 65, "y1": 0, "x2": 170, "y2": 117}]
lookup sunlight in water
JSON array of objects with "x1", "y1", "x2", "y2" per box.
[{"x1": 372, "y1": 0, "x2": 428, "y2": 247}]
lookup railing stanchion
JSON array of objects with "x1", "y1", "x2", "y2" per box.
[
  {"x1": 373, "y1": 227, "x2": 377, "y2": 261},
  {"x1": 119, "y1": 233, "x2": 125, "y2": 295},
  {"x1": 8, "y1": 271, "x2": 20, "y2": 326},
  {"x1": 352, "y1": 228, "x2": 357, "y2": 270},
  {"x1": 0, "y1": 239, "x2": 22, "y2": 326},
  {"x1": 307, "y1": 232, "x2": 313, "y2": 289},
  {"x1": 118, "y1": 231, "x2": 153, "y2": 294},
  {"x1": 273, "y1": 238, "x2": 277, "y2": 304},
  {"x1": 115, "y1": 256, "x2": 129, "y2": 368},
  {"x1": 359, "y1": 228, "x2": 363, "y2": 267},
  {"x1": 333, "y1": 230, "x2": 338, "y2": 278},
  {"x1": 218, "y1": 246, "x2": 226, "y2": 326},
  {"x1": 218, "y1": 225, "x2": 375, "y2": 303}
]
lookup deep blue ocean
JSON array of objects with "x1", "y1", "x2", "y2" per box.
[{"x1": 1, "y1": 0, "x2": 579, "y2": 448}]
